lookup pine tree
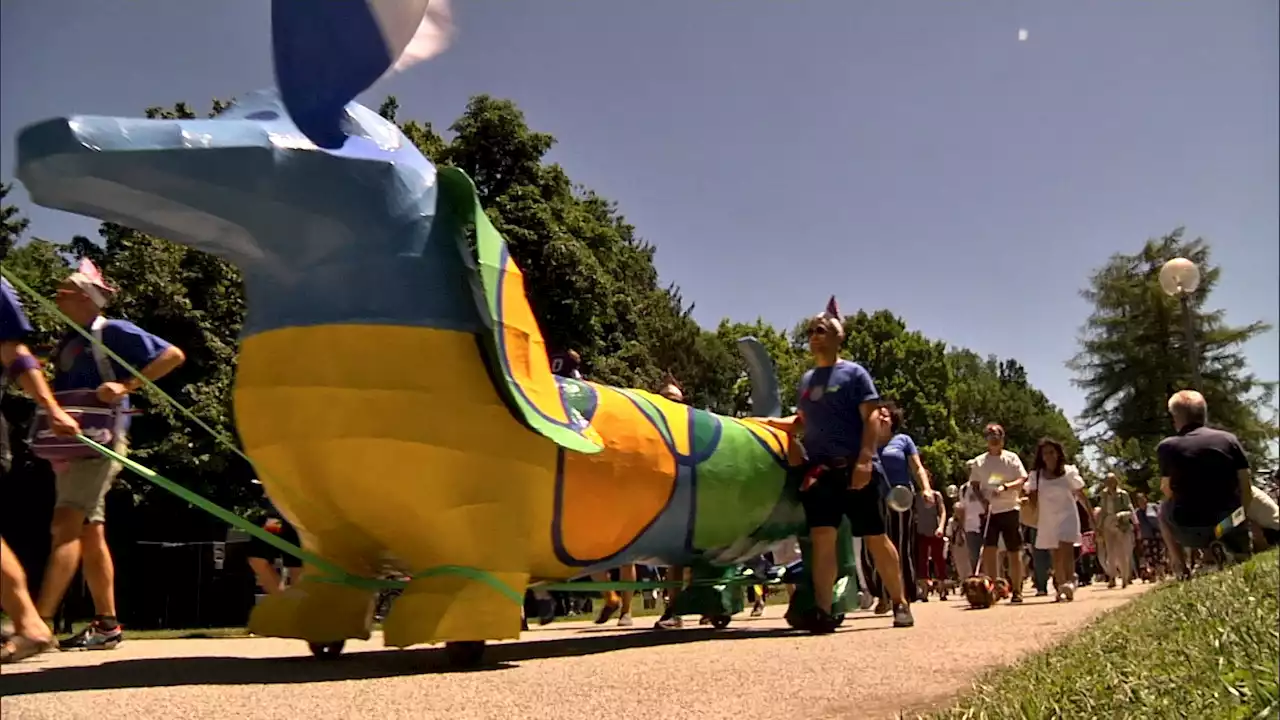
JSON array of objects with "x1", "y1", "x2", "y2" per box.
[{"x1": 1070, "y1": 228, "x2": 1277, "y2": 490}]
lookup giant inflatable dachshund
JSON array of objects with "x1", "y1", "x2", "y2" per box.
[{"x1": 14, "y1": 0, "x2": 855, "y2": 662}]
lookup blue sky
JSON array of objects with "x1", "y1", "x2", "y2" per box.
[{"x1": 2, "y1": 1, "x2": 1276, "y2": 429}]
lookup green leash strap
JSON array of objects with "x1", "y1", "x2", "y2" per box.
[{"x1": 72, "y1": 434, "x2": 388, "y2": 590}]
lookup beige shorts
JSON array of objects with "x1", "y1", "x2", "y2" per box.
[{"x1": 54, "y1": 438, "x2": 128, "y2": 524}]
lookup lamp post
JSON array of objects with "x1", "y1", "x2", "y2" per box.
[{"x1": 1159, "y1": 257, "x2": 1203, "y2": 391}]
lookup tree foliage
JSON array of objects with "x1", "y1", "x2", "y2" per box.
[
  {"x1": 2, "y1": 93, "x2": 1079, "y2": 517},
  {"x1": 1069, "y1": 228, "x2": 1278, "y2": 492}
]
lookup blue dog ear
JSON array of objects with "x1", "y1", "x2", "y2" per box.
[{"x1": 271, "y1": 0, "x2": 453, "y2": 148}]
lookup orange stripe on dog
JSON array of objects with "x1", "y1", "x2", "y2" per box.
[
  {"x1": 557, "y1": 387, "x2": 677, "y2": 562},
  {"x1": 498, "y1": 255, "x2": 571, "y2": 425}
]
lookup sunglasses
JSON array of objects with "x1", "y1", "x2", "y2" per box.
[
  {"x1": 985, "y1": 431, "x2": 1004, "y2": 439},
  {"x1": 807, "y1": 325, "x2": 828, "y2": 337}
]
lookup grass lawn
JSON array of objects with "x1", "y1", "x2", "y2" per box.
[{"x1": 925, "y1": 550, "x2": 1280, "y2": 720}]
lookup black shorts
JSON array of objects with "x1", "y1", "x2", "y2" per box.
[
  {"x1": 247, "y1": 518, "x2": 303, "y2": 568},
  {"x1": 799, "y1": 463, "x2": 888, "y2": 537},
  {"x1": 982, "y1": 509, "x2": 1022, "y2": 550}
]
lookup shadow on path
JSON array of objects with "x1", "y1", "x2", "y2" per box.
[{"x1": 1, "y1": 626, "x2": 804, "y2": 696}]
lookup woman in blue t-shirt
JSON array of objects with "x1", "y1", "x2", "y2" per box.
[{"x1": 873, "y1": 402, "x2": 936, "y2": 608}]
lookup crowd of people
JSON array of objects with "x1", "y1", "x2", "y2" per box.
[
  {"x1": 3, "y1": 269, "x2": 1278, "y2": 661},
  {"x1": 545, "y1": 296, "x2": 1280, "y2": 635}
]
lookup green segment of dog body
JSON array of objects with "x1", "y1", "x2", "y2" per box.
[{"x1": 2, "y1": 266, "x2": 520, "y2": 601}]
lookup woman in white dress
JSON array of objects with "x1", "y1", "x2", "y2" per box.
[{"x1": 1025, "y1": 438, "x2": 1093, "y2": 602}]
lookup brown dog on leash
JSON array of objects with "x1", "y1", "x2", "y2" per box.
[{"x1": 962, "y1": 575, "x2": 1002, "y2": 609}]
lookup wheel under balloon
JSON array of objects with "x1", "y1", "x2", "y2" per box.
[
  {"x1": 444, "y1": 641, "x2": 486, "y2": 669},
  {"x1": 308, "y1": 641, "x2": 345, "y2": 658}
]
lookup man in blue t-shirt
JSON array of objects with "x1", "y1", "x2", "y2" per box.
[
  {"x1": 33, "y1": 261, "x2": 185, "y2": 651},
  {"x1": 762, "y1": 297, "x2": 912, "y2": 632}
]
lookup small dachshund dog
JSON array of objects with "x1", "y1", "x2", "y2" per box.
[
  {"x1": 917, "y1": 578, "x2": 954, "y2": 602},
  {"x1": 962, "y1": 575, "x2": 1001, "y2": 609}
]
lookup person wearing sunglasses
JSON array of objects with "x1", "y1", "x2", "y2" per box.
[
  {"x1": 764, "y1": 297, "x2": 911, "y2": 632},
  {"x1": 967, "y1": 423, "x2": 1029, "y2": 602}
]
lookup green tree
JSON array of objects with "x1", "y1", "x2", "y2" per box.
[
  {"x1": 1, "y1": 182, "x2": 30, "y2": 260},
  {"x1": 1069, "y1": 228, "x2": 1278, "y2": 492}
]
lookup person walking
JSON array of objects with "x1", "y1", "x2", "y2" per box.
[
  {"x1": 1133, "y1": 493, "x2": 1165, "y2": 581},
  {"x1": 953, "y1": 475, "x2": 987, "y2": 577},
  {"x1": 913, "y1": 483, "x2": 947, "y2": 601},
  {"x1": 1097, "y1": 473, "x2": 1135, "y2": 588},
  {"x1": 1025, "y1": 438, "x2": 1092, "y2": 602},
  {"x1": 967, "y1": 424, "x2": 1028, "y2": 602},
  {"x1": 1019, "y1": 493, "x2": 1052, "y2": 597},
  {"x1": 34, "y1": 260, "x2": 186, "y2": 650},
  {"x1": 761, "y1": 297, "x2": 911, "y2": 632},
  {"x1": 943, "y1": 486, "x2": 973, "y2": 581},
  {"x1": 1, "y1": 277, "x2": 81, "y2": 663},
  {"x1": 874, "y1": 401, "x2": 935, "y2": 606}
]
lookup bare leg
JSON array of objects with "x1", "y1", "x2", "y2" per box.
[
  {"x1": 1, "y1": 539, "x2": 52, "y2": 640},
  {"x1": 1007, "y1": 546, "x2": 1024, "y2": 596},
  {"x1": 863, "y1": 535, "x2": 906, "y2": 604},
  {"x1": 79, "y1": 523, "x2": 116, "y2": 617},
  {"x1": 810, "y1": 526, "x2": 838, "y2": 613},
  {"x1": 1053, "y1": 543, "x2": 1075, "y2": 599},
  {"x1": 980, "y1": 545, "x2": 999, "y2": 578},
  {"x1": 248, "y1": 557, "x2": 284, "y2": 595},
  {"x1": 618, "y1": 564, "x2": 636, "y2": 617},
  {"x1": 1158, "y1": 513, "x2": 1188, "y2": 576},
  {"x1": 35, "y1": 507, "x2": 86, "y2": 620}
]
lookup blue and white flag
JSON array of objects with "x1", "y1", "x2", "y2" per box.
[{"x1": 272, "y1": 0, "x2": 455, "y2": 147}]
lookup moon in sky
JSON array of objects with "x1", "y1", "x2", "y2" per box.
[{"x1": 1018, "y1": 28, "x2": 1029, "y2": 42}]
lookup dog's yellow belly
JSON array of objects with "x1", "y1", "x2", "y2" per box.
[{"x1": 232, "y1": 324, "x2": 567, "y2": 580}]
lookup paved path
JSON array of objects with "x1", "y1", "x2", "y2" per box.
[{"x1": 1, "y1": 583, "x2": 1150, "y2": 720}]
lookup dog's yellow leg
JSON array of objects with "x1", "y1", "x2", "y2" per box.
[
  {"x1": 381, "y1": 568, "x2": 529, "y2": 648},
  {"x1": 247, "y1": 533, "x2": 378, "y2": 645},
  {"x1": 249, "y1": 574, "x2": 377, "y2": 645}
]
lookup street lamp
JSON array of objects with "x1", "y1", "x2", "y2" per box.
[{"x1": 1159, "y1": 257, "x2": 1203, "y2": 390}]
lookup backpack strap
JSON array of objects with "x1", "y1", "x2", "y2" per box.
[{"x1": 88, "y1": 316, "x2": 116, "y2": 384}]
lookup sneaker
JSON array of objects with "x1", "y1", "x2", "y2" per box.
[
  {"x1": 594, "y1": 602, "x2": 619, "y2": 625},
  {"x1": 1063, "y1": 584, "x2": 1076, "y2": 602},
  {"x1": 805, "y1": 608, "x2": 839, "y2": 635},
  {"x1": 750, "y1": 603, "x2": 765, "y2": 617},
  {"x1": 653, "y1": 615, "x2": 683, "y2": 630},
  {"x1": 60, "y1": 621, "x2": 123, "y2": 651},
  {"x1": 858, "y1": 592, "x2": 875, "y2": 611},
  {"x1": 1035, "y1": 589, "x2": 1049, "y2": 597},
  {"x1": 1010, "y1": 593, "x2": 1024, "y2": 604},
  {"x1": 616, "y1": 613, "x2": 633, "y2": 627},
  {"x1": 873, "y1": 598, "x2": 891, "y2": 615},
  {"x1": 891, "y1": 603, "x2": 914, "y2": 628}
]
